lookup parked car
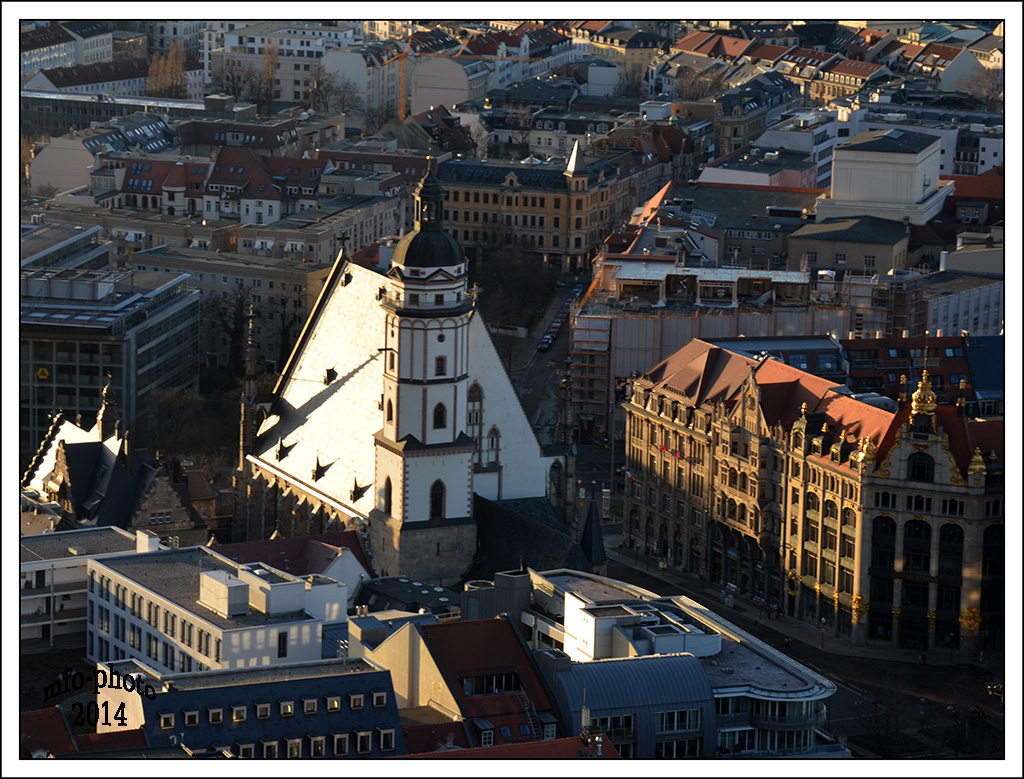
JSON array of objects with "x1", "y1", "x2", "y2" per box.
[{"x1": 538, "y1": 336, "x2": 553, "y2": 352}]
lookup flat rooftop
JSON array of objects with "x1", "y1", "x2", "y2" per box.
[
  {"x1": 544, "y1": 571, "x2": 654, "y2": 604},
  {"x1": 107, "y1": 656, "x2": 378, "y2": 690},
  {"x1": 98, "y1": 547, "x2": 317, "y2": 630},
  {"x1": 21, "y1": 527, "x2": 138, "y2": 563}
]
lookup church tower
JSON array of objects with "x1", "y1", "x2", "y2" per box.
[{"x1": 368, "y1": 172, "x2": 478, "y2": 583}]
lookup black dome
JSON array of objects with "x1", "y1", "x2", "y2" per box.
[
  {"x1": 390, "y1": 172, "x2": 464, "y2": 269},
  {"x1": 391, "y1": 228, "x2": 465, "y2": 269}
]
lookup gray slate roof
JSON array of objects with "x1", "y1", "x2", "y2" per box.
[
  {"x1": 838, "y1": 128, "x2": 939, "y2": 154},
  {"x1": 790, "y1": 214, "x2": 910, "y2": 244}
]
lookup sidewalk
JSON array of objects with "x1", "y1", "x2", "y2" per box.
[{"x1": 600, "y1": 519, "x2": 999, "y2": 670}]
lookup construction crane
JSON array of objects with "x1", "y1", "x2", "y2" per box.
[{"x1": 382, "y1": 35, "x2": 475, "y2": 121}]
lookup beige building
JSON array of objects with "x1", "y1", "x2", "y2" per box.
[
  {"x1": 623, "y1": 339, "x2": 1003, "y2": 655},
  {"x1": 787, "y1": 215, "x2": 911, "y2": 274}
]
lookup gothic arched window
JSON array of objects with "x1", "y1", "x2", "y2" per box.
[
  {"x1": 383, "y1": 477, "x2": 392, "y2": 516},
  {"x1": 486, "y1": 426, "x2": 500, "y2": 464},
  {"x1": 433, "y1": 403, "x2": 446, "y2": 429},
  {"x1": 429, "y1": 480, "x2": 445, "y2": 519}
]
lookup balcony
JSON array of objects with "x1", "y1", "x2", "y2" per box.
[
  {"x1": 20, "y1": 606, "x2": 87, "y2": 625},
  {"x1": 21, "y1": 580, "x2": 87, "y2": 597},
  {"x1": 751, "y1": 708, "x2": 827, "y2": 730}
]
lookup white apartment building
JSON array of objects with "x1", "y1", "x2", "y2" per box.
[
  {"x1": 148, "y1": 20, "x2": 206, "y2": 57},
  {"x1": 86, "y1": 540, "x2": 347, "y2": 672},
  {"x1": 212, "y1": 22, "x2": 360, "y2": 106},
  {"x1": 754, "y1": 110, "x2": 839, "y2": 189},
  {"x1": 20, "y1": 527, "x2": 157, "y2": 653},
  {"x1": 200, "y1": 21, "x2": 263, "y2": 86}
]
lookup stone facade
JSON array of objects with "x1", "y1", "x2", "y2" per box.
[{"x1": 622, "y1": 340, "x2": 1003, "y2": 656}]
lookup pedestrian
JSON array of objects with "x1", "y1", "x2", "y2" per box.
[{"x1": 776, "y1": 604, "x2": 782, "y2": 619}]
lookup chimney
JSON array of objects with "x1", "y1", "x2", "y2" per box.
[{"x1": 136, "y1": 529, "x2": 160, "y2": 554}]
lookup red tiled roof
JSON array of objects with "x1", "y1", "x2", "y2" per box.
[
  {"x1": 20, "y1": 708, "x2": 76, "y2": 757},
  {"x1": 827, "y1": 58, "x2": 886, "y2": 77},
  {"x1": 642, "y1": 339, "x2": 758, "y2": 408},
  {"x1": 205, "y1": 146, "x2": 326, "y2": 200},
  {"x1": 120, "y1": 158, "x2": 208, "y2": 197},
  {"x1": 75, "y1": 729, "x2": 148, "y2": 752},
  {"x1": 672, "y1": 30, "x2": 714, "y2": 53},
  {"x1": 744, "y1": 42, "x2": 793, "y2": 62},
  {"x1": 940, "y1": 171, "x2": 1004, "y2": 200},
  {"x1": 212, "y1": 530, "x2": 373, "y2": 577},
  {"x1": 754, "y1": 358, "x2": 895, "y2": 446},
  {"x1": 691, "y1": 33, "x2": 754, "y2": 60},
  {"x1": 420, "y1": 617, "x2": 554, "y2": 722}
]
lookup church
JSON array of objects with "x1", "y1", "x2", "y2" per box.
[{"x1": 234, "y1": 172, "x2": 571, "y2": 586}]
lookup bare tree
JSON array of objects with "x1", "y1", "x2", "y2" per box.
[
  {"x1": 211, "y1": 56, "x2": 255, "y2": 101},
  {"x1": 670, "y1": 64, "x2": 726, "y2": 101},
  {"x1": 470, "y1": 122, "x2": 490, "y2": 158},
  {"x1": 958, "y1": 68, "x2": 1004, "y2": 111},
  {"x1": 136, "y1": 385, "x2": 203, "y2": 453},
  {"x1": 616, "y1": 61, "x2": 649, "y2": 98},
  {"x1": 308, "y1": 63, "x2": 340, "y2": 112},
  {"x1": 508, "y1": 105, "x2": 534, "y2": 156},
  {"x1": 333, "y1": 73, "x2": 365, "y2": 116},
  {"x1": 202, "y1": 285, "x2": 252, "y2": 379},
  {"x1": 260, "y1": 44, "x2": 279, "y2": 114},
  {"x1": 362, "y1": 103, "x2": 398, "y2": 133}
]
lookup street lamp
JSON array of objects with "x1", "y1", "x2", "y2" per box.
[{"x1": 820, "y1": 617, "x2": 827, "y2": 648}]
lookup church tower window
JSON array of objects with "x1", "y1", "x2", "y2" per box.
[
  {"x1": 383, "y1": 477, "x2": 392, "y2": 516},
  {"x1": 433, "y1": 403, "x2": 447, "y2": 429},
  {"x1": 435, "y1": 355, "x2": 446, "y2": 376},
  {"x1": 430, "y1": 480, "x2": 445, "y2": 519}
]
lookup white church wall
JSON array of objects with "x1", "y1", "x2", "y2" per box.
[{"x1": 466, "y1": 314, "x2": 559, "y2": 501}]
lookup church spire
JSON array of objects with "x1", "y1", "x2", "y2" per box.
[{"x1": 565, "y1": 139, "x2": 582, "y2": 176}]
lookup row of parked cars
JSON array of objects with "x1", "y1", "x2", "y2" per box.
[{"x1": 537, "y1": 285, "x2": 582, "y2": 351}]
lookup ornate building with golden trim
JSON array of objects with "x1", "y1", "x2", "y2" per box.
[{"x1": 622, "y1": 339, "x2": 1003, "y2": 655}]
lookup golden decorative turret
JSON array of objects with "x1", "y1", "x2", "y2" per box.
[
  {"x1": 967, "y1": 446, "x2": 987, "y2": 475},
  {"x1": 898, "y1": 374, "x2": 907, "y2": 403},
  {"x1": 910, "y1": 370, "x2": 937, "y2": 417},
  {"x1": 821, "y1": 421, "x2": 829, "y2": 433},
  {"x1": 851, "y1": 436, "x2": 876, "y2": 469}
]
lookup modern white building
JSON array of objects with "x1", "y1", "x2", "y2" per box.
[
  {"x1": 85, "y1": 541, "x2": 346, "y2": 672},
  {"x1": 462, "y1": 567, "x2": 849, "y2": 758},
  {"x1": 815, "y1": 128, "x2": 953, "y2": 225}
]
